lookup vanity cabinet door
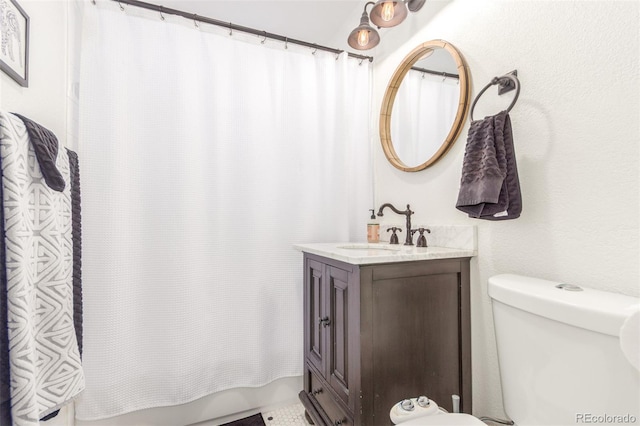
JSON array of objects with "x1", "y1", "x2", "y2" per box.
[
  {"x1": 359, "y1": 258, "x2": 471, "y2": 422},
  {"x1": 305, "y1": 258, "x2": 328, "y2": 377},
  {"x1": 370, "y1": 272, "x2": 460, "y2": 421},
  {"x1": 327, "y1": 265, "x2": 352, "y2": 406},
  {"x1": 302, "y1": 256, "x2": 358, "y2": 426}
]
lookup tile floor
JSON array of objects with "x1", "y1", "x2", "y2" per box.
[
  {"x1": 262, "y1": 402, "x2": 312, "y2": 426},
  {"x1": 259, "y1": 404, "x2": 503, "y2": 426},
  {"x1": 258, "y1": 402, "x2": 504, "y2": 425}
]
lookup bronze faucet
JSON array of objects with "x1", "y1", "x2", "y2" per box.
[{"x1": 377, "y1": 203, "x2": 414, "y2": 246}]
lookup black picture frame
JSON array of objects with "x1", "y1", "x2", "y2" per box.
[{"x1": 0, "y1": 0, "x2": 29, "y2": 87}]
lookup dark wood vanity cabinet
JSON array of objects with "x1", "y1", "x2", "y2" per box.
[{"x1": 298, "y1": 253, "x2": 471, "y2": 426}]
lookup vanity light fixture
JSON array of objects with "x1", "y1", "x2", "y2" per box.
[
  {"x1": 347, "y1": 2, "x2": 381, "y2": 50},
  {"x1": 348, "y1": 0, "x2": 426, "y2": 50}
]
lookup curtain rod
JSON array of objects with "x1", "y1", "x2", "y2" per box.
[
  {"x1": 411, "y1": 66, "x2": 459, "y2": 80},
  {"x1": 108, "y1": 0, "x2": 374, "y2": 62}
]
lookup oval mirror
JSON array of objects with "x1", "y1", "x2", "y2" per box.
[{"x1": 380, "y1": 40, "x2": 471, "y2": 172}]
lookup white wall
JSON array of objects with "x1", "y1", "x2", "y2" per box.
[
  {"x1": 372, "y1": 0, "x2": 639, "y2": 419},
  {"x1": 0, "y1": 0, "x2": 68, "y2": 142}
]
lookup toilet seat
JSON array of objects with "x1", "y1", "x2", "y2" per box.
[{"x1": 401, "y1": 413, "x2": 486, "y2": 425}]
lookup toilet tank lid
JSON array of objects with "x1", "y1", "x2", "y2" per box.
[{"x1": 488, "y1": 274, "x2": 639, "y2": 337}]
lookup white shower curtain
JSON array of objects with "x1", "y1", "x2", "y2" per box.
[
  {"x1": 75, "y1": 2, "x2": 372, "y2": 420},
  {"x1": 391, "y1": 71, "x2": 458, "y2": 167}
]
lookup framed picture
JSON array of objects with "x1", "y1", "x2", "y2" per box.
[{"x1": 0, "y1": 0, "x2": 29, "y2": 87}]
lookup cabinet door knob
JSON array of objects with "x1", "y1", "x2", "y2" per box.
[
  {"x1": 312, "y1": 387, "x2": 323, "y2": 395},
  {"x1": 334, "y1": 419, "x2": 346, "y2": 425},
  {"x1": 318, "y1": 316, "x2": 331, "y2": 327}
]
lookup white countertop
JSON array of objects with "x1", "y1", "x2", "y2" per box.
[{"x1": 294, "y1": 242, "x2": 476, "y2": 265}]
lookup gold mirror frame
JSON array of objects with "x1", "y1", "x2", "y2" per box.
[{"x1": 380, "y1": 40, "x2": 471, "y2": 172}]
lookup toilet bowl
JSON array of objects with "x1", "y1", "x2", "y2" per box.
[{"x1": 391, "y1": 274, "x2": 640, "y2": 426}]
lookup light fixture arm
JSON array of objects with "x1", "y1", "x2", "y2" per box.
[
  {"x1": 356, "y1": 2, "x2": 377, "y2": 29},
  {"x1": 362, "y1": 1, "x2": 376, "y2": 20}
]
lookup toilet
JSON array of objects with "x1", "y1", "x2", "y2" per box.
[{"x1": 392, "y1": 274, "x2": 640, "y2": 425}]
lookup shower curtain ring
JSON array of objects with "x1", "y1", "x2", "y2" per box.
[
  {"x1": 261, "y1": 31, "x2": 267, "y2": 44},
  {"x1": 159, "y1": 6, "x2": 165, "y2": 20},
  {"x1": 229, "y1": 23, "x2": 233, "y2": 36},
  {"x1": 312, "y1": 45, "x2": 318, "y2": 55},
  {"x1": 193, "y1": 14, "x2": 199, "y2": 28},
  {"x1": 91, "y1": 0, "x2": 96, "y2": 5},
  {"x1": 358, "y1": 58, "x2": 364, "y2": 66},
  {"x1": 284, "y1": 37, "x2": 288, "y2": 50},
  {"x1": 118, "y1": 1, "x2": 124, "y2": 10}
]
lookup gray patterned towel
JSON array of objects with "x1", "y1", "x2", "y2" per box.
[
  {"x1": 0, "y1": 112, "x2": 84, "y2": 425},
  {"x1": 456, "y1": 111, "x2": 522, "y2": 220}
]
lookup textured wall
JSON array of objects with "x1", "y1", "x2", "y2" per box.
[
  {"x1": 0, "y1": 0, "x2": 68, "y2": 141},
  {"x1": 372, "y1": 1, "x2": 639, "y2": 419}
]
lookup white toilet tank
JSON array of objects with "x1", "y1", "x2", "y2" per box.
[{"x1": 488, "y1": 274, "x2": 639, "y2": 426}]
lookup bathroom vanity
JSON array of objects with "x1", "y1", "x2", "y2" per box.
[{"x1": 295, "y1": 243, "x2": 474, "y2": 426}]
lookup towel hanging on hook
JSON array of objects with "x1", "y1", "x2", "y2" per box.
[{"x1": 470, "y1": 71, "x2": 520, "y2": 121}]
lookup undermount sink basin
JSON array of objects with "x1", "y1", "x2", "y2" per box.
[{"x1": 337, "y1": 243, "x2": 401, "y2": 252}]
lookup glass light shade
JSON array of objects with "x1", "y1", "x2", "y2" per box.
[
  {"x1": 381, "y1": 2, "x2": 395, "y2": 21},
  {"x1": 357, "y1": 29, "x2": 370, "y2": 47},
  {"x1": 347, "y1": 10, "x2": 381, "y2": 50},
  {"x1": 369, "y1": 0, "x2": 408, "y2": 28},
  {"x1": 348, "y1": 25, "x2": 380, "y2": 50}
]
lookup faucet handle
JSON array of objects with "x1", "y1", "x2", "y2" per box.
[
  {"x1": 411, "y1": 227, "x2": 431, "y2": 234},
  {"x1": 411, "y1": 228, "x2": 431, "y2": 247},
  {"x1": 386, "y1": 227, "x2": 402, "y2": 245}
]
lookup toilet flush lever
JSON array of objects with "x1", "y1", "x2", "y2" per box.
[{"x1": 555, "y1": 283, "x2": 583, "y2": 292}]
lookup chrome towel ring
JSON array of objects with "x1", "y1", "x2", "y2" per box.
[{"x1": 470, "y1": 72, "x2": 520, "y2": 121}]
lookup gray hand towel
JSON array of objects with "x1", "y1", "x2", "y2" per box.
[{"x1": 456, "y1": 110, "x2": 522, "y2": 220}]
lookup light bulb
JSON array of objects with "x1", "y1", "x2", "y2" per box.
[
  {"x1": 357, "y1": 29, "x2": 370, "y2": 47},
  {"x1": 381, "y1": 2, "x2": 395, "y2": 22}
]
